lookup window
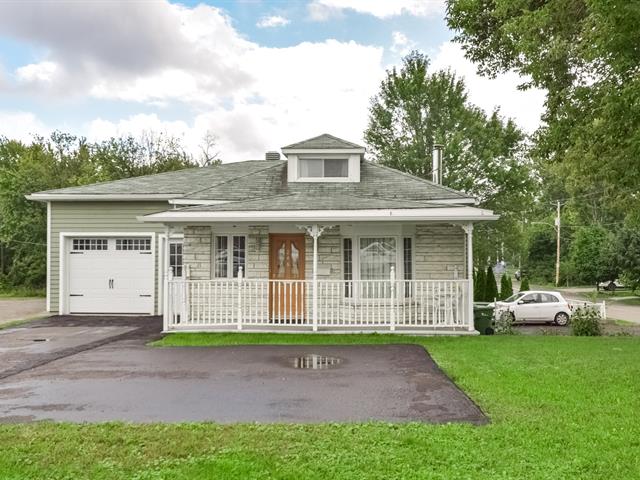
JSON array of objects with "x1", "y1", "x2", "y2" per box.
[
  {"x1": 359, "y1": 237, "x2": 396, "y2": 280},
  {"x1": 521, "y1": 293, "x2": 540, "y2": 304},
  {"x1": 116, "y1": 238, "x2": 151, "y2": 251},
  {"x1": 214, "y1": 235, "x2": 246, "y2": 278},
  {"x1": 343, "y1": 238, "x2": 353, "y2": 297},
  {"x1": 541, "y1": 293, "x2": 559, "y2": 303},
  {"x1": 403, "y1": 238, "x2": 413, "y2": 296},
  {"x1": 72, "y1": 238, "x2": 107, "y2": 251},
  {"x1": 299, "y1": 158, "x2": 348, "y2": 178},
  {"x1": 169, "y1": 242, "x2": 183, "y2": 277}
]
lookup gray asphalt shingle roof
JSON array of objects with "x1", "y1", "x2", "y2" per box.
[
  {"x1": 33, "y1": 156, "x2": 475, "y2": 210},
  {"x1": 282, "y1": 133, "x2": 364, "y2": 150},
  {"x1": 180, "y1": 160, "x2": 470, "y2": 203},
  {"x1": 34, "y1": 160, "x2": 281, "y2": 195},
  {"x1": 179, "y1": 193, "x2": 451, "y2": 212}
]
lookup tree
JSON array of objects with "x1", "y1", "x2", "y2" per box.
[
  {"x1": 474, "y1": 266, "x2": 486, "y2": 302},
  {"x1": 500, "y1": 274, "x2": 513, "y2": 300},
  {"x1": 520, "y1": 277, "x2": 530, "y2": 292},
  {"x1": 364, "y1": 51, "x2": 534, "y2": 265},
  {"x1": 484, "y1": 265, "x2": 499, "y2": 302},
  {"x1": 447, "y1": 0, "x2": 640, "y2": 220},
  {"x1": 615, "y1": 225, "x2": 640, "y2": 292},
  {"x1": 0, "y1": 132, "x2": 198, "y2": 288},
  {"x1": 569, "y1": 226, "x2": 617, "y2": 288}
]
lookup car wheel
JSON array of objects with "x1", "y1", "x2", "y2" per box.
[
  {"x1": 554, "y1": 312, "x2": 570, "y2": 326},
  {"x1": 606, "y1": 282, "x2": 616, "y2": 292}
]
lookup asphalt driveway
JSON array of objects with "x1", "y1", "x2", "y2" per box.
[{"x1": 0, "y1": 316, "x2": 486, "y2": 424}]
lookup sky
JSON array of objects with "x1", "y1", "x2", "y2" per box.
[{"x1": 0, "y1": 0, "x2": 546, "y2": 162}]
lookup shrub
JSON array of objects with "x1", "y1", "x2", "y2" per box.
[
  {"x1": 570, "y1": 307, "x2": 603, "y2": 336},
  {"x1": 520, "y1": 277, "x2": 530, "y2": 291},
  {"x1": 484, "y1": 265, "x2": 499, "y2": 302},
  {"x1": 474, "y1": 267, "x2": 486, "y2": 302},
  {"x1": 494, "y1": 310, "x2": 515, "y2": 335},
  {"x1": 500, "y1": 274, "x2": 513, "y2": 299}
]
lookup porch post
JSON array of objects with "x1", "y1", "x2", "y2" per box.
[
  {"x1": 236, "y1": 266, "x2": 243, "y2": 330},
  {"x1": 162, "y1": 225, "x2": 171, "y2": 331},
  {"x1": 312, "y1": 224, "x2": 319, "y2": 332},
  {"x1": 463, "y1": 223, "x2": 474, "y2": 331}
]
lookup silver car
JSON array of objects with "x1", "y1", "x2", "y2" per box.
[{"x1": 493, "y1": 290, "x2": 572, "y2": 326}]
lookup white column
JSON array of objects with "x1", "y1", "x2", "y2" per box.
[
  {"x1": 237, "y1": 266, "x2": 244, "y2": 330},
  {"x1": 463, "y1": 223, "x2": 474, "y2": 331},
  {"x1": 162, "y1": 225, "x2": 171, "y2": 331},
  {"x1": 312, "y1": 225, "x2": 319, "y2": 332},
  {"x1": 389, "y1": 265, "x2": 396, "y2": 332}
]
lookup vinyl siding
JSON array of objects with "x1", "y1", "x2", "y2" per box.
[{"x1": 49, "y1": 201, "x2": 169, "y2": 313}]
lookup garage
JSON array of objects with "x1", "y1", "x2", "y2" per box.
[{"x1": 65, "y1": 236, "x2": 154, "y2": 314}]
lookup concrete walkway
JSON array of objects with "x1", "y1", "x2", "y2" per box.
[{"x1": 0, "y1": 298, "x2": 47, "y2": 325}]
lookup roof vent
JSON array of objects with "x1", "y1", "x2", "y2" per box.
[{"x1": 265, "y1": 151, "x2": 281, "y2": 161}]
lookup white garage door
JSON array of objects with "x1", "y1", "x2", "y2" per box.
[{"x1": 67, "y1": 237, "x2": 154, "y2": 314}]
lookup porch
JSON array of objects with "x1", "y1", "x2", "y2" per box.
[
  {"x1": 161, "y1": 222, "x2": 477, "y2": 334},
  {"x1": 164, "y1": 276, "x2": 472, "y2": 333}
]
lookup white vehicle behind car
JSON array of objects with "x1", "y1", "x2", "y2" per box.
[{"x1": 492, "y1": 290, "x2": 572, "y2": 326}]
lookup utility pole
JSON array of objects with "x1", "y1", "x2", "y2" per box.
[{"x1": 555, "y1": 200, "x2": 561, "y2": 287}]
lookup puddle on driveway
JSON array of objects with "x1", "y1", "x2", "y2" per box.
[{"x1": 292, "y1": 354, "x2": 342, "y2": 370}]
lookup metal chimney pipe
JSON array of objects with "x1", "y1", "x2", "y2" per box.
[{"x1": 432, "y1": 144, "x2": 443, "y2": 184}]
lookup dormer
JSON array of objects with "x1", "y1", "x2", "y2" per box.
[{"x1": 282, "y1": 133, "x2": 365, "y2": 183}]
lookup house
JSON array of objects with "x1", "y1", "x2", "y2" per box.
[{"x1": 28, "y1": 134, "x2": 498, "y2": 333}]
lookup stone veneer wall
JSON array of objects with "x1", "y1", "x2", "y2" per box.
[
  {"x1": 182, "y1": 224, "x2": 467, "y2": 281},
  {"x1": 183, "y1": 226, "x2": 212, "y2": 280},
  {"x1": 415, "y1": 224, "x2": 467, "y2": 279}
]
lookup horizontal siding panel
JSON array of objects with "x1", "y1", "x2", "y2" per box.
[{"x1": 49, "y1": 201, "x2": 169, "y2": 313}]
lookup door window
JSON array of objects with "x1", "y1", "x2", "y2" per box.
[
  {"x1": 521, "y1": 293, "x2": 540, "y2": 304},
  {"x1": 169, "y1": 242, "x2": 183, "y2": 277}
]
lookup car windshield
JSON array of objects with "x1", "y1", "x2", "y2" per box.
[{"x1": 504, "y1": 293, "x2": 525, "y2": 303}]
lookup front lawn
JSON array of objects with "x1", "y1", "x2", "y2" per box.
[{"x1": 1, "y1": 334, "x2": 639, "y2": 479}]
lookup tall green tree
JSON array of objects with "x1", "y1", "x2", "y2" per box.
[
  {"x1": 616, "y1": 224, "x2": 640, "y2": 292},
  {"x1": 474, "y1": 267, "x2": 486, "y2": 302},
  {"x1": 569, "y1": 226, "x2": 617, "y2": 288},
  {"x1": 500, "y1": 274, "x2": 513, "y2": 300},
  {"x1": 0, "y1": 133, "x2": 197, "y2": 288},
  {"x1": 447, "y1": 0, "x2": 640, "y2": 221},
  {"x1": 364, "y1": 51, "x2": 534, "y2": 265},
  {"x1": 484, "y1": 265, "x2": 499, "y2": 302}
]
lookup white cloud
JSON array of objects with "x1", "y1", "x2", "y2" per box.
[
  {"x1": 431, "y1": 42, "x2": 546, "y2": 132},
  {"x1": 0, "y1": 111, "x2": 51, "y2": 141},
  {"x1": 390, "y1": 32, "x2": 416, "y2": 56},
  {"x1": 15, "y1": 61, "x2": 59, "y2": 83},
  {"x1": 256, "y1": 15, "x2": 290, "y2": 28},
  {"x1": 308, "y1": 0, "x2": 445, "y2": 20}
]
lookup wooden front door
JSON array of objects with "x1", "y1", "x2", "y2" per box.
[{"x1": 269, "y1": 234, "x2": 306, "y2": 322}]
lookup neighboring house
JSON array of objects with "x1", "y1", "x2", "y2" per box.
[{"x1": 28, "y1": 134, "x2": 498, "y2": 333}]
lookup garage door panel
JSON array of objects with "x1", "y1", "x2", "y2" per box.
[{"x1": 67, "y1": 237, "x2": 154, "y2": 314}]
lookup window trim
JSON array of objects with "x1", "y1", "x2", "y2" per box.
[
  {"x1": 297, "y1": 157, "x2": 349, "y2": 181},
  {"x1": 342, "y1": 235, "x2": 414, "y2": 300},
  {"x1": 212, "y1": 234, "x2": 247, "y2": 279}
]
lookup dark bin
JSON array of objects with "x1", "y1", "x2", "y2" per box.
[{"x1": 474, "y1": 305, "x2": 495, "y2": 335}]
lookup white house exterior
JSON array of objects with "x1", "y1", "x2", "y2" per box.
[{"x1": 29, "y1": 134, "x2": 498, "y2": 334}]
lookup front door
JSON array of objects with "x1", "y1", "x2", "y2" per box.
[{"x1": 269, "y1": 234, "x2": 305, "y2": 322}]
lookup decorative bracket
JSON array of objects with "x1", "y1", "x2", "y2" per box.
[
  {"x1": 297, "y1": 224, "x2": 335, "y2": 239},
  {"x1": 461, "y1": 223, "x2": 474, "y2": 235}
]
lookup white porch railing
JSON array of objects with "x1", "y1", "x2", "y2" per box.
[{"x1": 164, "y1": 269, "x2": 473, "y2": 333}]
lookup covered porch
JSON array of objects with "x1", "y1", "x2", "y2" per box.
[{"x1": 143, "y1": 205, "x2": 496, "y2": 334}]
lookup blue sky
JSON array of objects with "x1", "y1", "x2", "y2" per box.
[{"x1": 0, "y1": 1, "x2": 544, "y2": 161}]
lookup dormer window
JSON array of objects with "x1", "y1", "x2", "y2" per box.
[
  {"x1": 299, "y1": 158, "x2": 348, "y2": 179},
  {"x1": 282, "y1": 133, "x2": 365, "y2": 183}
]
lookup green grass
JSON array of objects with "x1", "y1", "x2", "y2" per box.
[
  {"x1": 2, "y1": 334, "x2": 640, "y2": 479},
  {"x1": 0, "y1": 286, "x2": 46, "y2": 298}
]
